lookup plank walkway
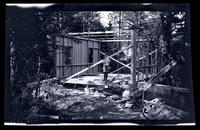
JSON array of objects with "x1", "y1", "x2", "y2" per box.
[{"x1": 62, "y1": 73, "x2": 154, "y2": 86}]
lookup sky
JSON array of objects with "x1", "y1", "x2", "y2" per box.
[{"x1": 99, "y1": 11, "x2": 112, "y2": 27}]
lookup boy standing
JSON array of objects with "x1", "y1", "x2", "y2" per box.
[{"x1": 103, "y1": 57, "x2": 110, "y2": 82}]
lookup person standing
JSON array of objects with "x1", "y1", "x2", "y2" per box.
[{"x1": 103, "y1": 57, "x2": 110, "y2": 82}]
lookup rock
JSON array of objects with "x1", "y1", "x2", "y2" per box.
[
  {"x1": 116, "y1": 104, "x2": 124, "y2": 111},
  {"x1": 108, "y1": 95, "x2": 119, "y2": 101},
  {"x1": 91, "y1": 90, "x2": 106, "y2": 98},
  {"x1": 124, "y1": 101, "x2": 133, "y2": 108},
  {"x1": 93, "y1": 91, "x2": 100, "y2": 97},
  {"x1": 142, "y1": 98, "x2": 183, "y2": 120},
  {"x1": 83, "y1": 105, "x2": 95, "y2": 111},
  {"x1": 89, "y1": 88, "x2": 95, "y2": 94},
  {"x1": 122, "y1": 89, "x2": 131, "y2": 100},
  {"x1": 84, "y1": 86, "x2": 90, "y2": 95}
]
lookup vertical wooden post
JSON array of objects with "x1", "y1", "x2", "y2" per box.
[
  {"x1": 151, "y1": 53, "x2": 153, "y2": 74},
  {"x1": 131, "y1": 30, "x2": 136, "y2": 90},
  {"x1": 146, "y1": 41, "x2": 149, "y2": 78},
  {"x1": 155, "y1": 50, "x2": 158, "y2": 73},
  {"x1": 62, "y1": 38, "x2": 64, "y2": 78},
  {"x1": 35, "y1": 56, "x2": 41, "y2": 99}
]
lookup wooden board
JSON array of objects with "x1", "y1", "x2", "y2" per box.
[
  {"x1": 63, "y1": 74, "x2": 129, "y2": 86},
  {"x1": 63, "y1": 73, "x2": 154, "y2": 86}
]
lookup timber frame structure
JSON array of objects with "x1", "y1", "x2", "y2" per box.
[{"x1": 54, "y1": 29, "x2": 159, "y2": 88}]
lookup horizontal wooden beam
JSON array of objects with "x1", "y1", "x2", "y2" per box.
[
  {"x1": 67, "y1": 30, "x2": 132, "y2": 36},
  {"x1": 55, "y1": 63, "x2": 94, "y2": 67},
  {"x1": 82, "y1": 34, "x2": 115, "y2": 38},
  {"x1": 69, "y1": 36, "x2": 100, "y2": 42},
  {"x1": 64, "y1": 36, "x2": 140, "y2": 43},
  {"x1": 55, "y1": 35, "x2": 100, "y2": 42},
  {"x1": 68, "y1": 31, "x2": 115, "y2": 35},
  {"x1": 101, "y1": 39, "x2": 131, "y2": 42},
  {"x1": 95, "y1": 37, "x2": 119, "y2": 40},
  {"x1": 101, "y1": 39, "x2": 149, "y2": 43}
]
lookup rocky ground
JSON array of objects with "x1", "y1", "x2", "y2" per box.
[{"x1": 25, "y1": 78, "x2": 188, "y2": 124}]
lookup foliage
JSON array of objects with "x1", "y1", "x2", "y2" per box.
[
  {"x1": 6, "y1": 6, "x2": 105, "y2": 122},
  {"x1": 159, "y1": 11, "x2": 186, "y2": 86},
  {"x1": 108, "y1": 11, "x2": 188, "y2": 86}
]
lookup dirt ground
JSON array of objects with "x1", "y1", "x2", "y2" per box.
[{"x1": 26, "y1": 78, "x2": 187, "y2": 123}]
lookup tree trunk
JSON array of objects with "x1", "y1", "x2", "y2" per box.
[{"x1": 162, "y1": 12, "x2": 173, "y2": 85}]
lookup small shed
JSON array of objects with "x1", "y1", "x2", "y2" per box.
[{"x1": 54, "y1": 35, "x2": 100, "y2": 78}]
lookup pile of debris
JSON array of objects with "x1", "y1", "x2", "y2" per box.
[
  {"x1": 142, "y1": 98, "x2": 189, "y2": 120},
  {"x1": 28, "y1": 76, "x2": 189, "y2": 122},
  {"x1": 30, "y1": 78, "x2": 144, "y2": 121}
]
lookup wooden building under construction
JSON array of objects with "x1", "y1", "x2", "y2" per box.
[
  {"x1": 54, "y1": 35, "x2": 100, "y2": 78},
  {"x1": 53, "y1": 31, "x2": 159, "y2": 81}
]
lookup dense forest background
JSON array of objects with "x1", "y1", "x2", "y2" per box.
[{"x1": 5, "y1": 5, "x2": 192, "y2": 122}]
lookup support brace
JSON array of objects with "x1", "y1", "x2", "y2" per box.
[
  {"x1": 65, "y1": 45, "x2": 133, "y2": 81},
  {"x1": 111, "y1": 63, "x2": 131, "y2": 74},
  {"x1": 100, "y1": 51, "x2": 131, "y2": 70}
]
